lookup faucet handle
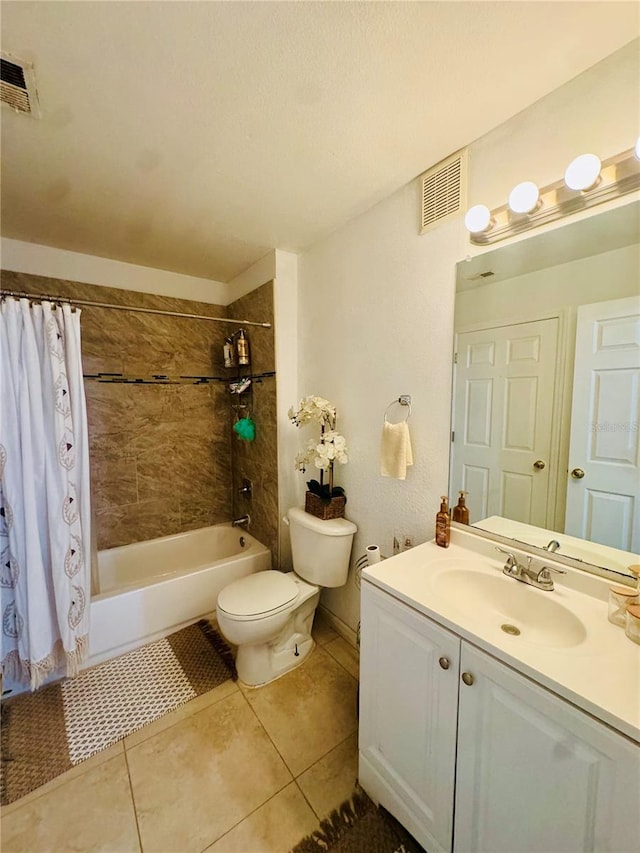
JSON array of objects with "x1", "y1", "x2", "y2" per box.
[
  {"x1": 495, "y1": 546, "x2": 514, "y2": 557},
  {"x1": 495, "y1": 546, "x2": 518, "y2": 570},
  {"x1": 541, "y1": 565, "x2": 566, "y2": 575},
  {"x1": 536, "y1": 565, "x2": 566, "y2": 587}
]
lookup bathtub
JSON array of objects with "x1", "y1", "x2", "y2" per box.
[{"x1": 88, "y1": 524, "x2": 271, "y2": 667}]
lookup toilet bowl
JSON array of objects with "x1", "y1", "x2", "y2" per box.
[{"x1": 216, "y1": 507, "x2": 357, "y2": 686}]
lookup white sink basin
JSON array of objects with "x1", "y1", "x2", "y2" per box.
[{"x1": 430, "y1": 563, "x2": 588, "y2": 649}]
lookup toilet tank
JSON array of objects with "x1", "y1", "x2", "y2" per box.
[{"x1": 287, "y1": 506, "x2": 357, "y2": 587}]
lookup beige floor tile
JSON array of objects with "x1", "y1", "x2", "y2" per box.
[
  {"x1": 296, "y1": 734, "x2": 359, "y2": 819},
  {"x1": 1, "y1": 741, "x2": 124, "y2": 817},
  {"x1": 241, "y1": 647, "x2": 358, "y2": 777},
  {"x1": 0, "y1": 754, "x2": 140, "y2": 853},
  {"x1": 126, "y1": 691, "x2": 292, "y2": 853},
  {"x1": 205, "y1": 782, "x2": 318, "y2": 853},
  {"x1": 312, "y1": 609, "x2": 339, "y2": 646},
  {"x1": 124, "y1": 678, "x2": 238, "y2": 748},
  {"x1": 323, "y1": 637, "x2": 360, "y2": 680}
]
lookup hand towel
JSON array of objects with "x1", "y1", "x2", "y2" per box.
[{"x1": 380, "y1": 421, "x2": 413, "y2": 479}]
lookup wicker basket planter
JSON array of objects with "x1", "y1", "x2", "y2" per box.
[{"x1": 305, "y1": 491, "x2": 346, "y2": 520}]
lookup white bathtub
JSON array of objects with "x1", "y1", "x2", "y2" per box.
[{"x1": 88, "y1": 524, "x2": 271, "y2": 667}]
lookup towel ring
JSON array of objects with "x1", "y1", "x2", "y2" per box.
[{"x1": 384, "y1": 395, "x2": 412, "y2": 424}]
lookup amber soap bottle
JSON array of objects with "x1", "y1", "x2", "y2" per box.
[
  {"x1": 435, "y1": 496, "x2": 451, "y2": 548},
  {"x1": 452, "y1": 490, "x2": 470, "y2": 524}
]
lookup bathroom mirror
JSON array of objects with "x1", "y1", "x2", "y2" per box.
[{"x1": 450, "y1": 200, "x2": 640, "y2": 580}]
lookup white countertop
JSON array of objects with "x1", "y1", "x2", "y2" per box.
[{"x1": 363, "y1": 527, "x2": 640, "y2": 744}]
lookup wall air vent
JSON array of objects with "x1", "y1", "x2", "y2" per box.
[
  {"x1": 1, "y1": 52, "x2": 40, "y2": 116},
  {"x1": 420, "y1": 149, "x2": 467, "y2": 233}
]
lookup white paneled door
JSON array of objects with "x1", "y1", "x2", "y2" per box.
[
  {"x1": 452, "y1": 318, "x2": 559, "y2": 527},
  {"x1": 565, "y1": 296, "x2": 640, "y2": 552}
]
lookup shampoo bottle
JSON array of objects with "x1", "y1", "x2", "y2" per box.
[
  {"x1": 223, "y1": 338, "x2": 236, "y2": 368},
  {"x1": 236, "y1": 329, "x2": 251, "y2": 366},
  {"x1": 452, "y1": 490, "x2": 470, "y2": 524},
  {"x1": 435, "y1": 496, "x2": 450, "y2": 548}
]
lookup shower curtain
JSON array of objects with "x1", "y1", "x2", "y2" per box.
[{"x1": 0, "y1": 296, "x2": 91, "y2": 690}]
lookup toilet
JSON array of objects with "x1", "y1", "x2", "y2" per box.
[{"x1": 216, "y1": 506, "x2": 357, "y2": 686}]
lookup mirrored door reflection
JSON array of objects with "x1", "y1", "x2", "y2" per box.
[{"x1": 451, "y1": 201, "x2": 640, "y2": 577}]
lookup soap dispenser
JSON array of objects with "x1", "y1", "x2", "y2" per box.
[
  {"x1": 435, "y1": 496, "x2": 451, "y2": 548},
  {"x1": 452, "y1": 491, "x2": 470, "y2": 524}
]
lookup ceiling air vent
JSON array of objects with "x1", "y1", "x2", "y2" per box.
[
  {"x1": 1, "y1": 52, "x2": 40, "y2": 116},
  {"x1": 420, "y1": 149, "x2": 467, "y2": 233}
]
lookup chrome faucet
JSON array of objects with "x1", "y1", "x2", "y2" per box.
[
  {"x1": 543, "y1": 539, "x2": 561, "y2": 553},
  {"x1": 495, "y1": 546, "x2": 565, "y2": 591},
  {"x1": 232, "y1": 514, "x2": 251, "y2": 529}
]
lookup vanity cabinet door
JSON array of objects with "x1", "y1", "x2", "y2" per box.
[
  {"x1": 359, "y1": 582, "x2": 460, "y2": 853},
  {"x1": 454, "y1": 643, "x2": 640, "y2": 853}
]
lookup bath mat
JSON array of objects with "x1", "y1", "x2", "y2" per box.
[
  {"x1": 0, "y1": 620, "x2": 236, "y2": 805},
  {"x1": 290, "y1": 790, "x2": 425, "y2": 853}
]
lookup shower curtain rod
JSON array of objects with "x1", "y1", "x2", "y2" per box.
[{"x1": 0, "y1": 288, "x2": 272, "y2": 329}]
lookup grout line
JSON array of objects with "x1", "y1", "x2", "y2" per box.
[
  {"x1": 123, "y1": 687, "x2": 290, "y2": 853},
  {"x1": 293, "y1": 778, "x2": 320, "y2": 821},
  {"x1": 240, "y1": 667, "x2": 358, "y2": 783},
  {"x1": 197, "y1": 779, "x2": 294, "y2": 853},
  {"x1": 0, "y1": 746, "x2": 125, "y2": 816},
  {"x1": 196, "y1": 682, "x2": 299, "y2": 851},
  {"x1": 238, "y1": 686, "x2": 297, "y2": 777},
  {"x1": 122, "y1": 682, "x2": 239, "y2": 751},
  {"x1": 122, "y1": 745, "x2": 144, "y2": 852},
  {"x1": 295, "y1": 729, "x2": 360, "y2": 819},
  {"x1": 315, "y1": 642, "x2": 359, "y2": 684}
]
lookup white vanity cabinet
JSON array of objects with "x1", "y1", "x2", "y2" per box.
[
  {"x1": 359, "y1": 581, "x2": 460, "y2": 853},
  {"x1": 359, "y1": 581, "x2": 640, "y2": 853}
]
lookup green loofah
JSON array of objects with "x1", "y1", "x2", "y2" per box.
[{"x1": 233, "y1": 417, "x2": 255, "y2": 441}]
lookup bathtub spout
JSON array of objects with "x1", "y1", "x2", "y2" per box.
[{"x1": 232, "y1": 514, "x2": 251, "y2": 529}]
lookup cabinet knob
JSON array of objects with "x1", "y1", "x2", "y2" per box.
[
  {"x1": 461, "y1": 672, "x2": 474, "y2": 686},
  {"x1": 438, "y1": 657, "x2": 450, "y2": 670}
]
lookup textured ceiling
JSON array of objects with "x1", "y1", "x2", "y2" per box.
[{"x1": 1, "y1": 1, "x2": 638, "y2": 283}]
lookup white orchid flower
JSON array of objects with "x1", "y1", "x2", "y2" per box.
[{"x1": 289, "y1": 396, "x2": 347, "y2": 481}]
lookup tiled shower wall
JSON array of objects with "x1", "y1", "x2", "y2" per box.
[
  {"x1": 228, "y1": 282, "x2": 278, "y2": 565},
  {"x1": 1, "y1": 270, "x2": 278, "y2": 563}
]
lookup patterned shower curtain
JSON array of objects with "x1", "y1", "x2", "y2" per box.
[{"x1": 0, "y1": 296, "x2": 91, "y2": 690}]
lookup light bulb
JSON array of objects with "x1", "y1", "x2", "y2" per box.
[
  {"x1": 635, "y1": 137, "x2": 640, "y2": 160},
  {"x1": 564, "y1": 153, "x2": 601, "y2": 191},
  {"x1": 464, "y1": 204, "x2": 492, "y2": 234},
  {"x1": 508, "y1": 181, "x2": 540, "y2": 214}
]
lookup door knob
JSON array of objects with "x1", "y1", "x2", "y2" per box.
[
  {"x1": 461, "y1": 672, "x2": 474, "y2": 686},
  {"x1": 533, "y1": 460, "x2": 546, "y2": 470},
  {"x1": 438, "y1": 657, "x2": 450, "y2": 670},
  {"x1": 571, "y1": 468, "x2": 585, "y2": 479}
]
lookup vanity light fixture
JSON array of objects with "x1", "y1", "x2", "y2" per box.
[
  {"x1": 465, "y1": 143, "x2": 640, "y2": 245},
  {"x1": 464, "y1": 204, "x2": 492, "y2": 234},
  {"x1": 564, "y1": 153, "x2": 601, "y2": 191},
  {"x1": 508, "y1": 181, "x2": 540, "y2": 214}
]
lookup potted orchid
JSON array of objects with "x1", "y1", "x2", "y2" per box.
[{"x1": 288, "y1": 396, "x2": 348, "y2": 519}]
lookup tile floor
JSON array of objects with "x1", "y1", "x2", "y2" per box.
[{"x1": 0, "y1": 614, "x2": 361, "y2": 853}]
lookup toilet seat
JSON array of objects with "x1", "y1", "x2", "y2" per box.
[{"x1": 217, "y1": 571, "x2": 298, "y2": 621}]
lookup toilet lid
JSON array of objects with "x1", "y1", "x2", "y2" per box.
[{"x1": 217, "y1": 571, "x2": 298, "y2": 618}]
